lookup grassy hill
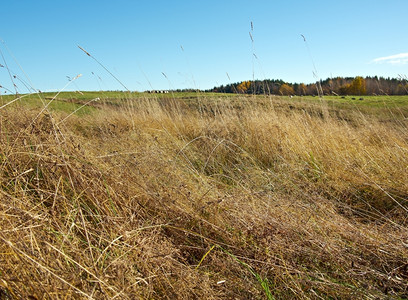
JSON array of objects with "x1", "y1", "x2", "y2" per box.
[{"x1": 1, "y1": 92, "x2": 407, "y2": 299}]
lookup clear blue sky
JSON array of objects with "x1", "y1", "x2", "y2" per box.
[{"x1": 0, "y1": 0, "x2": 407, "y2": 93}]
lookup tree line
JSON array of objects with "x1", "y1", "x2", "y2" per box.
[{"x1": 208, "y1": 76, "x2": 408, "y2": 96}]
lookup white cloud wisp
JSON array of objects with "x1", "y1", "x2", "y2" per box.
[{"x1": 372, "y1": 53, "x2": 408, "y2": 65}]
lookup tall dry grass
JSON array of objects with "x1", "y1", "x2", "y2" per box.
[{"x1": 0, "y1": 94, "x2": 407, "y2": 299}]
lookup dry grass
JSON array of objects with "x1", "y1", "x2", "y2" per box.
[{"x1": 0, "y1": 94, "x2": 407, "y2": 299}]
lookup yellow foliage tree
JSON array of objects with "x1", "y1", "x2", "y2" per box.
[
  {"x1": 349, "y1": 76, "x2": 366, "y2": 95},
  {"x1": 340, "y1": 76, "x2": 366, "y2": 95},
  {"x1": 237, "y1": 81, "x2": 251, "y2": 93},
  {"x1": 279, "y1": 83, "x2": 295, "y2": 96}
]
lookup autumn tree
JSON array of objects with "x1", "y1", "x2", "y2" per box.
[
  {"x1": 279, "y1": 83, "x2": 295, "y2": 96},
  {"x1": 237, "y1": 81, "x2": 251, "y2": 93},
  {"x1": 350, "y1": 76, "x2": 366, "y2": 95},
  {"x1": 339, "y1": 76, "x2": 366, "y2": 95},
  {"x1": 299, "y1": 83, "x2": 307, "y2": 95}
]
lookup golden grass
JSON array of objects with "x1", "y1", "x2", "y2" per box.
[{"x1": 0, "y1": 94, "x2": 407, "y2": 299}]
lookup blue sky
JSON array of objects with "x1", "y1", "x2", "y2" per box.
[{"x1": 0, "y1": 0, "x2": 407, "y2": 92}]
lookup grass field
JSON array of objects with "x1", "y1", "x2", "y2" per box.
[
  {"x1": 2, "y1": 91, "x2": 408, "y2": 120},
  {"x1": 1, "y1": 91, "x2": 408, "y2": 299}
]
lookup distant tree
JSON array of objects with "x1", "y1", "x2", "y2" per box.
[
  {"x1": 396, "y1": 83, "x2": 408, "y2": 95},
  {"x1": 339, "y1": 85, "x2": 349, "y2": 95},
  {"x1": 303, "y1": 83, "x2": 315, "y2": 96},
  {"x1": 279, "y1": 83, "x2": 295, "y2": 96},
  {"x1": 339, "y1": 76, "x2": 366, "y2": 95},
  {"x1": 365, "y1": 76, "x2": 379, "y2": 95},
  {"x1": 237, "y1": 81, "x2": 251, "y2": 93},
  {"x1": 299, "y1": 83, "x2": 307, "y2": 95},
  {"x1": 350, "y1": 76, "x2": 366, "y2": 95}
]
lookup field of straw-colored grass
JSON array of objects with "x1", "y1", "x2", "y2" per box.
[{"x1": 0, "y1": 93, "x2": 407, "y2": 299}]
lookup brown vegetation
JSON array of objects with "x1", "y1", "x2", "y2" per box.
[{"x1": 1, "y1": 94, "x2": 407, "y2": 299}]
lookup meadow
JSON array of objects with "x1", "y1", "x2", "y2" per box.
[{"x1": 0, "y1": 91, "x2": 407, "y2": 299}]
